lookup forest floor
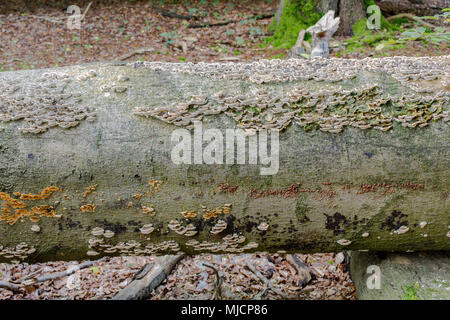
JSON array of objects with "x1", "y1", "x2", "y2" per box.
[
  {"x1": 0, "y1": 0, "x2": 448, "y2": 300},
  {"x1": 0, "y1": 0, "x2": 448, "y2": 71}
]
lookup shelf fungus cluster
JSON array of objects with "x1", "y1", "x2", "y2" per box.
[
  {"x1": 134, "y1": 76, "x2": 448, "y2": 134},
  {"x1": 0, "y1": 187, "x2": 61, "y2": 225},
  {"x1": 139, "y1": 223, "x2": 155, "y2": 235},
  {"x1": 168, "y1": 219, "x2": 198, "y2": 237},
  {"x1": 0, "y1": 71, "x2": 96, "y2": 134},
  {"x1": 210, "y1": 219, "x2": 228, "y2": 234},
  {"x1": 0, "y1": 243, "x2": 36, "y2": 263},
  {"x1": 88, "y1": 226, "x2": 180, "y2": 255},
  {"x1": 134, "y1": 56, "x2": 448, "y2": 90},
  {"x1": 185, "y1": 233, "x2": 258, "y2": 253}
]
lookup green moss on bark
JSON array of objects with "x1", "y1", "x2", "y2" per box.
[{"x1": 267, "y1": 0, "x2": 322, "y2": 48}]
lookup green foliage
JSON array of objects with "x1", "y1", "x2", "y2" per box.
[
  {"x1": 402, "y1": 284, "x2": 421, "y2": 300},
  {"x1": 266, "y1": 0, "x2": 322, "y2": 49}
]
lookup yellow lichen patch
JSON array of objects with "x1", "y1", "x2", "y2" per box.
[
  {"x1": 0, "y1": 188, "x2": 61, "y2": 225},
  {"x1": 142, "y1": 205, "x2": 156, "y2": 216},
  {"x1": 133, "y1": 194, "x2": 143, "y2": 200},
  {"x1": 146, "y1": 179, "x2": 163, "y2": 196},
  {"x1": 181, "y1": 210, "x2": 197, "y2": 218},
  {"x1": 82, "y1": 185, "x2": 97, "y2": 198},
  {"x1": 202, "y1": 204, "x2": 232, "y2": 220},
  {"x1": 80, "y1": 204, "x2": 96, "y2": 212}
]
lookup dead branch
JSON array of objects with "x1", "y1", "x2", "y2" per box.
[
  {"x1": 26, "y1": 1, "x2": 92, "y2": 24},
  {"x1": 34, "y1": 259, "x2": 102, "y2": 283},
  {"x1": 202, "y1": 262, "x2": 223, "y2": 300},
  {"x1": 0, "y1": 258, "x2": 104, "y2": 291},
  {"x1": 118, "y1": 47, "x2": 155, "y2": 61},
  {"x1": 387, "y1": 13, "x2": 438, "y2": 29},
  {"x1": 112, "y1": 254, "x2": 185, "y2": 300},
  {"x1": 188, "y1": 12, "x2": 274, "y2": 28},
  {"x1": 285, "y1": 254, "x2": 314, "y2": 287},
  {"x1": 151, "y1": 6, "x2": 199, "y2": 21},
  {"x1": 246, "y1": 261, "x2": 287, "y2": 298},
  {"x1": 0, "y1": 280, "x2": 22, "y2": 293}
]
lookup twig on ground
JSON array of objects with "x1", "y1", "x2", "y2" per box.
[
  {"x1": 0, "y1": 257, "x2": 103, "y2": 292},
  {"x1": 246, "y1": 261, "x2": 287, "y2": 298},
  {"x1": 27, "y1": 1, "x2": 92, "y2": 24},
  {"x1": 188, "y1": 12, "x2": 274, "y2": 28},
  {"x1": 151, "y1": 6, "x2": 199, "y2": 20},
  {"x1": 118, "y1": 47, "x2": 155, "y2": 60},
  {"x1": 387, "y1": 13, "x2": 438, "y2": 29},
  {"x1": 0, "y1": 280, "x2": 22, "y2": 293},
  {"x1": 285, "y1": 254, "x2": 314, "y2": 287},
  {"x1": 202, "y1": 262, "x2": 222, "y2": 300}
]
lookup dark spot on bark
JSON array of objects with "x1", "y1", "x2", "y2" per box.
[
  {"x1": 173, "y1": 196, "x2": 181, "y2": 201},
  {"x1": 127, "y1": 220, "x2": 140, "y2": 226},
  {"x1": 245, "y1": 220, "x2": 258, "y2": 233},
  {"x1": 381, "y1": 210, "x2": 408, "y2": 231},
  {"x1": 58, "y1": 222, "x2": 63, "y2": 231},
  {"x1": 324, "y1": 212, "x2": 349, "y2": 235},
  {"x1": 27, "y1": 153, "x2": 34, "y2": 159},
  {"x1": 95, "y1": 219, "x2": 127, "y2": 234},
  {"x1": 364, "y1": 152, "x2": 373, "y2": 158}
]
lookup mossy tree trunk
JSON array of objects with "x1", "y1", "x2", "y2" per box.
[
  {"x1": 336, "y1": 0, "x2": 366, "y2": 36},
  {"x1": 0, "y1": 58, "x2": 449, "y2": 263}
]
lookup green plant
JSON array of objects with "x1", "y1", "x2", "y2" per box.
[
  {"x1": 266, "y1": 0, "x2": 322, "y2": 48},
  {"x1": 402, "y1": 284, "x2": 421, "y2": 300}
]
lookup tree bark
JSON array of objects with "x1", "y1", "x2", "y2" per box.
[
  {"x1": 375, "y1": 0, "x2": 449, "y2": 17},
  {"x1": 337, "y1": 0, "x2": 367, "y2": 36},
  {"x1": 0, "y1": 57, "x2": 449, "y2": 263}
]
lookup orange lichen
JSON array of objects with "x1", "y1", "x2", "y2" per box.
[
  {"x1": 202, "y1": 204, "x2": 232, "y2": 220},
  {"x1": 142, "y1": 205, "x2": 156, "y2": 216},
  {"x1": 181, "y1": 210, "x2": 197, "y2": 218},
  {"x1": 82, "y1": 185, "x2": 97, "y2": 198},
  {"x1": 0, "y1": 188, "x2": 60, "y2": 225},
  {"x1": 133, "y1": 194, "x2": 143, "y2": 200},
  {"x1": 80, "y1": 204, "x2": 96, "y2": 212},
  {"x1": 146, "y1": 179, "x2": 163, "y2": 196}
]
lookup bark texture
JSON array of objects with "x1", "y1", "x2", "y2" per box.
[
  {"x1": 375, "y1": 0, "x2": 449, "y2": 17},
  {"x1": 0, "y1": 57, "x2": 449, "y2": 263},
  {"x1": 337, "y1": 0, "x2": 366, "y2": 36},
  {"x1": 350, "y1": 251, "x2": 450, "y2": 300}
]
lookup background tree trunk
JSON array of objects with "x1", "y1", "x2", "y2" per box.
[
  {"x1": 0, "y1": 58, "x2": 448, "y2": 262},
  {"x1": 337, "y1": 0, "x2": 367, "y2": 36},
  {"x1": 374, "y1": 0, "x2": 449, "y2": 17}
]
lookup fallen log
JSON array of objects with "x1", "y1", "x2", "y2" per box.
[
  {"x1": 375, "y1": 0, "x2": 448, "y2": 17},
  {"x1": 0, "y1": 56, "x2": 449, "y2": 263}
]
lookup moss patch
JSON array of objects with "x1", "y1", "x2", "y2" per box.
[{"x1": 266, "y1": 0, "x2": 322, "y2": 48}]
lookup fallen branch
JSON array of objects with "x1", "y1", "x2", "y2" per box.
[
  {"x1": 118, "y1": 47, "x2": 155, "y2": 61},
  {"x1": 188, "y1": 12, "x2": 274, "y2": 28},
  {"x1": 202, "y1": 262, "x2": 223, "y2": 300},
  {"x1": 0, "y1": 258, "x2": 102, "y2": 292},
  {"x1": 0, "y1": 280, "x2": 22, "y2": 293},
  {"x1": 387, "y1": 13, "x2": 438, "y2": 29},
  {"x1": 27, "y1": 1, "x2": 92, "y2": 24},
  {"x1": 152, "y1": 6, "x2": 199, "y2": 20},
  {"x1": 285, "y1": 254, "x2": 314, "y2": 287},
  {"x1": 112, "y1": 254, "x2": 185, "y2": 300},
  {"x1": 34, "y1": 259, "x2": 101, "y2": 284},
  {"x1": 246, "y1": 261, "x2": 287, "y2": 298}
]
